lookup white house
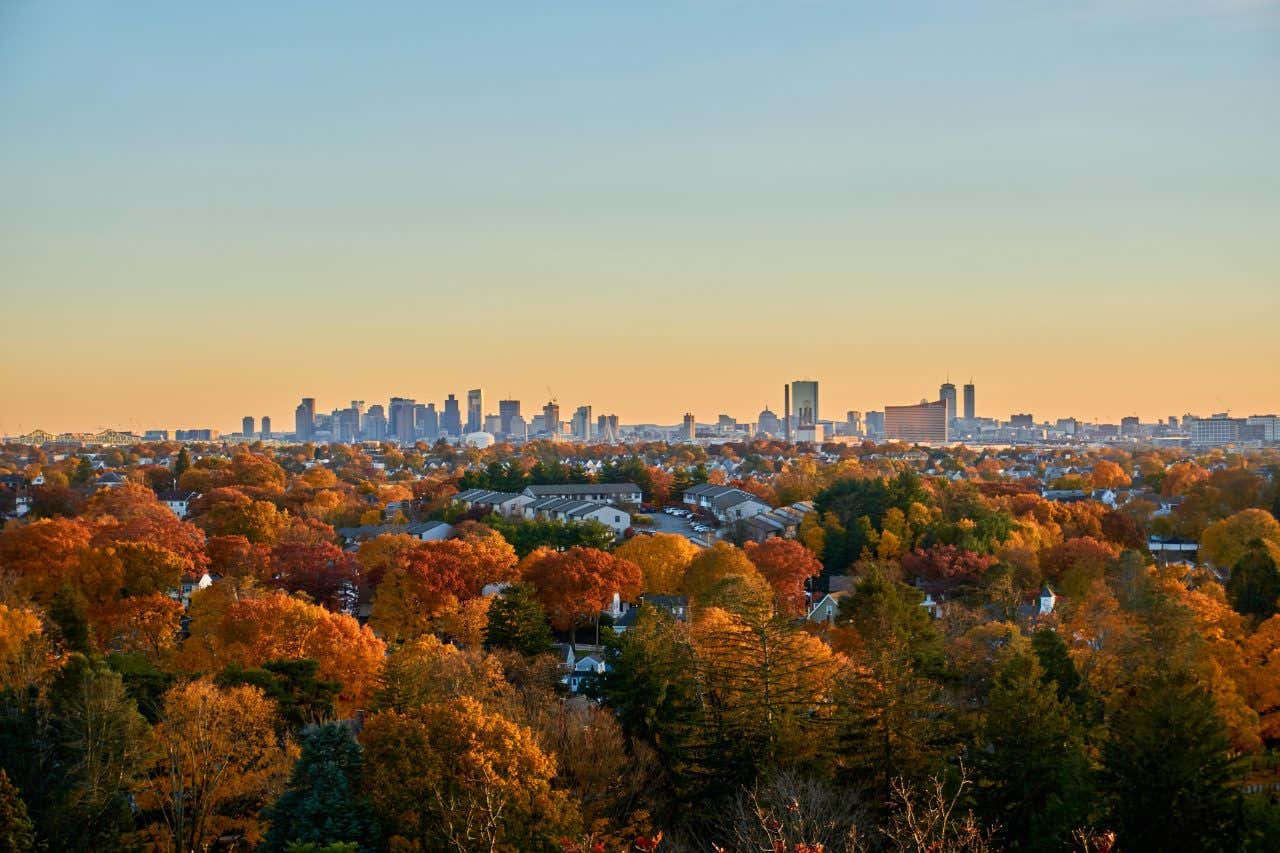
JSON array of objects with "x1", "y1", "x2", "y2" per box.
[
  {"x1": 453, "y1": 488, "x2": 534, "y2": 517},
  {"x1": 157, "y1": 489, "x2": 200, "y2": 519},
  {"x1": 523, "y1": 497, "x2": 631, "y2": 537},
  {"x1": 682, "y1": 483, "x2": 772, "y2": 523}
]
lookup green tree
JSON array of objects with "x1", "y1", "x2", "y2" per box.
[
  {"x1": 1030, "y1": 628, "x2": 1097, "y2": 721},
  {"x1": 174, "y1": 447, "x2": 191, "y2": 480},
  {"x1": 1102, "y1": 669, "x2": 1241, "y2": 851},
  {"x1": 978, "y1": 648, "x2": 1096, "y2": 851},
  {"x1": 217, "y1": 658, "x2": 340, "y2": 733},
  {"x1": 0, "y1": 769, "x2": 35, "y2": 853},
  {"x1": 484, "y1": 583, "x2": 554, "y2": 656},
  {"x1": 1228, "y1": 541, "x2": 1280, "y2": 620},
  {"x1": 262, "y1": 723, "x2": 380, "y2": 853}
]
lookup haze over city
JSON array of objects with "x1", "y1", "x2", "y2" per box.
[{"x1": 2, "y1": 1, "x2": 1278, "y2": 434}]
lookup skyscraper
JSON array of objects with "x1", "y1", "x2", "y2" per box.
[
  {"x1": 417, "y1": 403, "x2": 439, "y2": 440},
  {"x1": 442, "y1": 395, "x2": 462, "y2": 436},
  {"x1": 542, "y1": 401, "x2": 561, "y2": 436},
  {"x1": 499, "y1": 399, "x2": 521, "y2": 436},
  {"x1": 363, "y1": 405, "x2": 386, "y2": 441},
  {"x1": 466, "y1": 389, "x2": 483, "y2": 433},
  {"x1": 963, "y1": 381, "x2": 976, "y2": 420},
  {"x1": 791, "y1": 380, "x2": 819, "y2": 427},
  {"x1": 939, "y1": 382, "x2": 957, "y2": 423},
  {"x1": 260, "y1": 416, "x2": 271, "y2": 438},
  {"x1": 294, "y1": 398, "x2": 315, "y2": 441},
  {"x1": 682, "y1": 412, "x2": 696, "y2": 441},
  {"x1": 242, "y1": 416, "x2": 255, "y2": 436},
  {"x1": 392, "y1": 399, "x2": 416, "y2": 444},
  {"x1": 572, "y1": 405, "x2": 593, "y2": 440}
]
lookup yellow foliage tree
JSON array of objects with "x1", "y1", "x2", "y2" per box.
[
  {"x1": 1201, "y1": 509, "x2": 1280, "y2": 568},
  {"x1": 615, "y1": 533, "x2": 700, "y2": 595}
]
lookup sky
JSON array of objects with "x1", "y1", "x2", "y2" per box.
[{"x1": 1, "y1": 0, "x2": 1278, "y2": 434}]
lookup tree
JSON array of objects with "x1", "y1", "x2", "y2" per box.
[
  {"x1": 136, "y1": 679, "x2": 295, "y2": 852},
  {"x1": 1228, "y1": 541, "x2": 1280, "y2": 620},
  {"x1": 218, "y1": 658, "x2": 340, "y2": 733},
  {"x1": 521, "y1": 547, "x2": 642, "y2": 639},
  {"x1": 1040, "y1": 537, "x2": 1118, "y2": 599},
  {"x1": 354, "y1": 533, "x2": 419, "y2": 588},
  {"x1": 360, "y1": 697, "x2": 579, "y2": 851},
  {"x1": 0, "y1": 606, "x2": 46, "y2": 692},
  {"x1": 743, "y1": 538, "x2": 823, "y2": 616},
  {"x1": 615, "y1": 534, "x2": 700, "y2": 596},
  {"x1": 485, "y1": 583, "x2": 555, "y2": 656},
  {"x1": 977, "y1": 648, "x2": 1095, "y2": 851},
  {"x1": 269, "y1": 537, "x2": 357, "y2": 612},
  {"x1": 174, "y1": 447, "x2": 191, "y2": 480},
  {"x1": 0, "y1": 768, "x2": 35, "y2": 853},
  {"x1": 681, "y1": 542, "x2": 759, "y2": 604},
  {"x1": 1102, "y1": 669, "x2": 1241, "y2": 851},
  {"x1": 261, "y1": 723, "x2": 380, "y2": 853},
  {"x1": 183, "y1": 590, "x2": 385, "y2": 714},
  {"x1": 0, "y1": 517, "x2": 93, "y2": 604},
  {"x1": 901, "y1": 544, "x2": 996, "y2": 596},
  {"x1": 1088, "y1": 460, "x2": 1131, "y2": 490},
  {"x1": 1202, "y1": 509, "x2": 1280, "y2": 569},
  {"x1": 373, "y1": 634, "x2": 510, "y2": 714},
  {"x1": 88, "y1": 593, "x2": 183, "y2": 660},
  {"x1": 194, "y1": 489, "x2": 289, "y2": 544},
  {"x1": 45, "y1": 654, "x2": 150, "y2": 850}
]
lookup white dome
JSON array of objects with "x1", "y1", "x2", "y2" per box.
[{"x1": 463, "y1": 431, "x2": 496, "y2": 448}]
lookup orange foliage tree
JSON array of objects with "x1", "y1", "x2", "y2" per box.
[
  {"x1": 744, "y1": 538, "x2": 823, "y2": 616},
  {"x1": 520, "y1": 547, "x2": 642, "y2": 635}
]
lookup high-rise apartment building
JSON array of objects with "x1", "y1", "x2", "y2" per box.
[
  {"x1": 499, "y1": 400, "x2": 521, "y2": 436},
  {"x1": 884, "y1": 400, "x2": 948, "y2": 443},
  {"x1": 572, "y1": 405, "x2": 593, "y2": 440},
  {"x1": 242, "y1": 416, "x2": 255, "y2": 436},
  {"x1": 542, "y1": 401, "x2": 561, "y2": 437},
  {"x1": 466, "y1": 389, "x2": 483, "y2": 433},
  {"x1": 939, "y1": 382, "x2": 957, "y2": 423},
  {"x1": 260, "y1": 416, "x2": 271, "y2": 438},
  {"x1": 442, "y1": 395, "x2": 462, "y2": 436},
  {"x1": 791, "y1": 380, "x2": 819, "y2": 427},
  {"x1": 294, "y1": 398, "x2": 315, "y2": 441},
  {"x1": 963, "y1": 382, "x2": 975, "y2": 420}
]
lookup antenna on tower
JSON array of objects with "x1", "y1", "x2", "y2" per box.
[{"x1": 546, "y1": 385, "x2": 557, "y2": 405}]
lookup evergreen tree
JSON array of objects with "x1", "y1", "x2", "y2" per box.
[
  {"x1": 262, "y1": 723, "x2": 380, "y2": 853},
  {"x1": 978, "y1": 648, "x2": 1096, "y2": 851},
  {"x1": 484, "y1": 583, "x2": 555, "y2": 656},
  {"x1": 1228, "y1": 541, "x2": 1280, "y2": 620},
  {"x1": 71, "y1": 457, "x2": 94, "y2": 486},
  {"x1": 1031, "y1": 628, "x2": 1098, "y2": 722},
  {"x1": 218, "y1": 658, "x2": 339, "y2": 733},
  {"x1": 47, "y1": 586, "x2": 92, "y2": 655},
  {"x1": 0, "y1": 769, "x2": 35, "y2": 853},
  {"x1": 1103, "y1": 669, "x2": 1241, "y2": 851},
  {"x1": 174, "y1": 446, "x2": 191, "y2": 479}
]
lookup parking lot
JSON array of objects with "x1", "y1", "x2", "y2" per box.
[{"x1": 640, "y1": 507, "x2": 717, "y2": 546}]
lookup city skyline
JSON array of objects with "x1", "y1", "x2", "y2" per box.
[{"x1": 2, "y1": 2, "x2": 1278, "y2": 433}]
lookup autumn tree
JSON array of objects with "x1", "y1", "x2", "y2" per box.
[
  {"x1": 373, "y1": 633, "x2": 510, "y2": 714},
  {"x1": 901, "y1": 544, "x2": 996, "y2": 597},
  {"x1": 261, "y1": 723, "x2": 380, "y2": 853},
  {"x1": 136, "y1": 679, "x2": 295, "y2": 852},
  {"x1": 521, "y1": 547, "x2": 642, "y2": 641},
  {"x1": 361, "y1": 697, "x2": 579, "y2": 850},
  {"x1": 1202, "y1": 509, "x2": 1280, "y2": 569},
  {"x1": 615, "y1": 533, "x2": 700, "y2": 596},
  {"x1": 194, "y1": 488, "x2": 289, "y2": 544},
  {"x1": 1088, "y1": 460, "x2": 1131, "y2": 490},
  {"x1": 743, "y1": 538, "x2": 823, "y2": 616},
  {"x1": 1040, "y1": 536, "x2": 1119, "y2": 599},
  {"x1": 0, "y1": 768, "x2": 35, "y2": 853},
  {"x1": 0, "y1": 517, "x2": 93, "y2": 604},
  {"x1": 0, "y1": 605, "x2": 46, "y2": 691}
]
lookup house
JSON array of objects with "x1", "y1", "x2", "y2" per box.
[
  {"x1": 807, "y1": 591, "x2": 849, "y2": 624},
  {"x1": 336, "y1": 520, "x2": 454, "y2": 546},
  {"x1": 740, "y1": 501, "x2": 815, "y2": 543},
  {"x1": 562, "y1": 647, "x2": 607, "y2": 693},
  {"x1": 682, "y1": 483, "x2": 772, "y2": 523},
  {"x1": 157, "y1": 489, "x2": 200, "y2": 519},
  {"x1": 522, "y1": 497, "x2": 630, "y2": 537},
  {"x1": 453, "y1": 488, "x2": 534, "y2": 517},
  {"x1": 1149, "y1": 536, "x2": 1199, "y2": 564},
  {"x1": 612, "y1": 594, "x2": 689, "y2": 632},
  {"x1": 522, "y1": 483, "x2": 643, "y2": 505},
  {"x1": 94, "y1": 472, "x2": 126, "y2": 490},
  {"x1": 170, "y1": 571, "x2": 218, "y2": 608}
]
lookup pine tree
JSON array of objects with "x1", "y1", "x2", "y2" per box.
[
  {"x1": 484, "y1": 583, "x2": 555, "y2": 656},
  {"x1": 1228, "y1": 542, "x2": 1280, "y2": 620},
  {"x1": 0, "y1": 769, "x2": 35, "y2": 853},
  {"x1": 174, "y1": 447, "x2": 191, "y2": 480},
  {"x1": 978, "y1": 648, "x2": 1096, "y2": 851},
  {"x1": 1103, "y1": 669, "x2": 1241, "y2": 851},
  {"x1": 262, "y1": 723, "x2": 380, "y2": 853}
]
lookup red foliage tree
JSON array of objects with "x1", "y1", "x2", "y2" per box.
[
  {"x1": 901, "y1": 544, "x2": 996, "y2": 595},
  {"x1": 520, "y1": 547, "x2": 642, "y2": 634},
  {"x1": 743, "y1": 538, "x2": 823, "y2": 616}
]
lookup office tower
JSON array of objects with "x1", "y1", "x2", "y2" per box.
[
  {"x1": 391, "y1": 399, "x2": 417, "y2": 444},
  {"x1": 484, "y1": 414, "x2": 502, "y2": 434},
  {"x1": 791, "y1": 380, "x2": 819, "y2": 427},
  {"x1": 1121, "y1": 416, "x2": 1141, "y2": 436},
  {"x1": 572, "y1": 405, "x2": 593, "y2": 440},
  {"x1": 865, "y1": 411, "x2": 885, "y2": 437},
  {"x1": 242, "y1": 416, "x2": 255, "y2": 436},
  {"x1": 466, "y1": 389, "x2": 483, "y2": 433},
  {"x1": 499, "y1": 400, "x2": 521, "y2": 436},
  {"x1": 1190, "y1": 415, "x2": 1244, "y2": 447},
  {"x1": 884, "y1": 400, "x2": 948, "y2": 443},
  {"x1": 846, "y1": 410, "x2": 863, "y2": 436},
  {"x1": 682, "y1": 412, "x2": 696, "y2": 441},
  {"x1": 336, "y1": 401, "x2": 363, "y2": 443},
  {"x1": 530, "y1": 415, "x2": 546, "y2": 434},
  {"x1": 1009, "y1": 413, "x2": 1034, "y2": 428},
  {"x1": 294, "y1": 398, "x2": 315, "y2": 441},
  {"x1": 363, "y1": 405, "x2": 387, "y2": 441},
  {"x1": 542, "y1": 401, "x2": 561, "y2": 436},
  {"x1": 784, "y1": 385, "x2": 791, "y2": 442},
  {"x1": 1056, "y1": 418, "x2": 1079, "y2": 436},
  {"x1": 1167, "y1": 416, "x2": 1178, "y2": 429},
  {"x1": 260, "y1": 416, "x2": 271, "y2": 438},
  {"x1": 442, "y1": 395, "x2": 462, "y2": 436},
  {"x1": 509, "y1": 414, "x2": 528, "y2": 440},
  {"x1": 939, "y1": 382, "x2": 957, "y2": 423},
  {"x1": 963, "y1": 381, "x2": 975, "y2": 420},
  {"x1": 716, "y1": 414, "x2": 737, "y2": 434},
  {"x1": 416, "y1": 403, "x2": 439, "y2": 440}
]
